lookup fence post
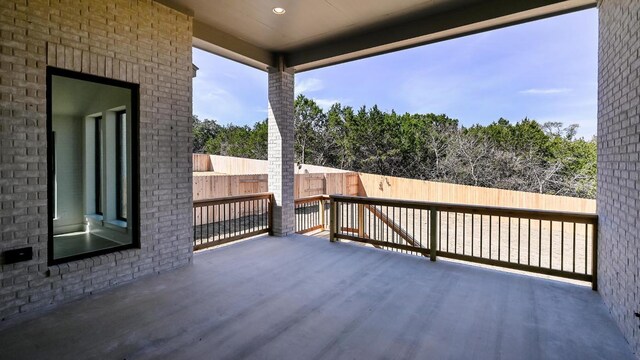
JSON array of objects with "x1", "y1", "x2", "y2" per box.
[
  {"x1": 330, "y1": 197, "x2": 337, "y2": 242},
  {"x1": 357, "y1": 203, "x2": 365, "y2": 238},
  {"x1": 429, "y1": 207, "x2": 437, "y2": 261}
]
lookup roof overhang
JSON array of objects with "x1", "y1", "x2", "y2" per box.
[{"x1": 157, "y1": 0, "x2": 596, "y2": 72}]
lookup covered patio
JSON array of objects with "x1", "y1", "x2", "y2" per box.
[
  {"x1": 1, "y1": 0, "x2": 639, "y2": 357},
  {"x1": 0, "y1": 234, "x2": 632, "y2": 359}
]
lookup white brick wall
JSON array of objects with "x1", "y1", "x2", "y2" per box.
[
  {"x1": 0, "y1": 0, "x2": 193, "y2": 321},
  {"x1": 597, "y1": 0, "x2": 640, "y2": 356},
  {"x1": 267, "y1": 64, "x2": 295, "y2": 236}
]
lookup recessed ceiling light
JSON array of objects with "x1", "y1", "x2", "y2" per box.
[{"x1": 272, "y1": 7, "x2": 286, "y2": 15}]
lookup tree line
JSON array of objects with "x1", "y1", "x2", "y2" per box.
[{"x1": 193, "y1": 95, "x2": 596, "y2": 199}]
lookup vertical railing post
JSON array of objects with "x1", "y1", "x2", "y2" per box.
[
  {"x1": 429, "y1": 207, "x2": 438, "y2": 261},
  {"x1": 193, "y1": 205, "x2": 197, "y2": 248},
  {"x1": 330, "y1": 197, "x2": 337, "y2": 242},
  {"x1": 319, "y1": 198, "x2": 326, "y2": 230},
  {"x1": 268, "y1": 194, "x2": 274, "y2": 236},
  {"x1": 591, "y1": 220, "x2": 598, "y2": 291},
  {"x1": 357, "y1": 203, "x2": 365, "y2": 238}
]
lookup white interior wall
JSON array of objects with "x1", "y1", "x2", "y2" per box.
[{"x1": 51, "y1": 115, "x2": 85, "y2": 234}]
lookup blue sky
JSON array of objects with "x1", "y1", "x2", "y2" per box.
[{"x1": 193, "y1": 8, "x2": 598, "y2": 137}]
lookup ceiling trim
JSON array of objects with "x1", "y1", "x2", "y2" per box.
[
  {"x1": 193, "y1": 20, "x2": 276, "y2": 71},
  {"x1": 286, "y1": 0, "x2": 596, "y2": 72},
  {"x1": 153, "y1": 0, "x2": 194, "y2": 17}
]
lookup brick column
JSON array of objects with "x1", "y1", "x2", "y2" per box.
[
  {"x1": 597, "y1": 0, "x2": 640, "y2": 354},
  {"x1": 267, "y1": 59, "x2": 295, "y2": 236}
]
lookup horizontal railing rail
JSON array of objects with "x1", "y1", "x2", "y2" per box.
[
  {"x1": 295, "y1": 195, "x2": 330, "y2": 234},
  {"x1": 331, "y1": 195, "x2": 597, "y2": 224},
  {"x1": 193, "y1": 192, "x2": 273, "y2": 251},
  {"x1": 194, "y1": 192, "x2": 274, "y2": 206},
  {"x1": 330, "y1": 195, "x2": 598, "y2": 289}
]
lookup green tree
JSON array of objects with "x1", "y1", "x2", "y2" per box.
[
  {"x1": 192, "y1": 99, "x2": 597, "y2": 199},
  {"x1": 294, "y1": 95, "x2": 326, "y2": 165},
  {"x1": 192, "y1": 116, "x2": 221, "y2": 153}
]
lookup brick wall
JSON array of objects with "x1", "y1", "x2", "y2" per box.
[
  {"x1": 267, "y1": 64, "x2": 295, "y2": 236},
  {"x1": 597, "y1": 0, "x2": 640, "y2": 356},
  {"x1": 0, "y1": 0, "x2": 193, "y2": 320}
]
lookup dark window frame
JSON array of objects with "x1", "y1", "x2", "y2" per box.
[{"x1": 46, "y1": 66, "x2": 141, "y2": 266}]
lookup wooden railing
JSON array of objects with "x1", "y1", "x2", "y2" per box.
[
  {"x1": 192, "y1": 193, "x2": 598, "y2": 289},
  {"x1": 329, "y1": 195, "x2": 598, "y2": 289},
  {"x1": 295, "y1": 195, "x2": 330, "y2": 234},
  {"x1": 193, "y1": 193, "x2": 273, "y2": 251}
]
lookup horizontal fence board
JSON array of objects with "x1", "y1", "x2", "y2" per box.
[{"x1": 358, "y1": 173, "x2": 596, "y2": 213}]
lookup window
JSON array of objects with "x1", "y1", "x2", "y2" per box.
[{"x1": 47, "y1": 67, "x2": 139, "y2": 265}]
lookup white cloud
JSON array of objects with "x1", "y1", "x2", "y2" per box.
[
  {"x1": 313, "y1": 98, "x2": 345, "y2": 110},
  {"x1": 519, "y1": 88, "x2": 572, "y2": 95},
  {"x1": 295, "y1": 78, "x2": 324, "y2": 94},
  {"x1": 193, "y1": 79, "x2": 243, "y2": 122}
]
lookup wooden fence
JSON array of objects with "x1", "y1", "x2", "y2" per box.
[
  {"x1": 193, "y1": 153, "x2": 214, "y2": 172},
  {"x1": 193, "y1": 172, "x2": 359, "y2": 201},
  {"x1": 358, "y1": 173, "x2": 596, "y2": 213},
  {"x1": 193, "y1": 154, "x2": 596, "y2": 214},
  {"x1": 193, "y1": 154, "x2": 350, "y2": 174}
]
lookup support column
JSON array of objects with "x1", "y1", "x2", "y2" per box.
[
  {"x1": 597, "y1": 0, "x2": 640, "y2": 354},
  {"x1": 268, "y1": 57, "x2": 295, "y2": 236}
]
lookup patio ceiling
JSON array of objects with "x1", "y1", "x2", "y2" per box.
[{"x1": 157, "y1": 0, "x2": 596, "y2": 71}]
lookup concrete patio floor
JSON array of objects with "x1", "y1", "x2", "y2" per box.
[{"x1": 0, "y1": 234, "x2": 634, "y2": 360}]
